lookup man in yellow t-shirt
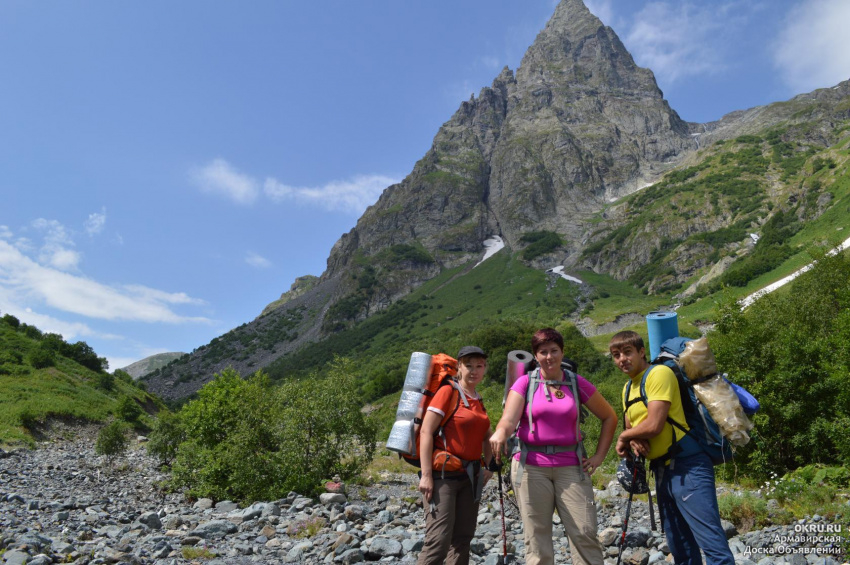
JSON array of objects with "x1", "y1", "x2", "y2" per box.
[{"x1": 610, "y1": 331, "x2": 733, "y2": 565}]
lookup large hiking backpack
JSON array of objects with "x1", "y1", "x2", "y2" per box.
[
  {"x1": 509, "y1": 359, "x2": 587, "y2": 485},
  {"x1": 625, "y1": 337, "x2": 733, "y2": 466},
  {"x1": 396, "y1": 353, "x2": 481, "y2": 470}
]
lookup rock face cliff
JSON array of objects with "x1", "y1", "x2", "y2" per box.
[{"x1": 322, "y1": 0, "x2": 695, "y2": 318}]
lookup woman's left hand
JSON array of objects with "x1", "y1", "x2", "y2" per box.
[
  {"x1": 483, "y1": 469, "x2": 493, "y2": 485},
  {"x1": 582, "y1": 453, "x2": 605, "y2": 475}
]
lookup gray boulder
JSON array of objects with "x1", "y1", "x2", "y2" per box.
[
  {"x1": 1, "y1": 550, "x2": 30, "y2": 565},
  {"x1": 190, "y1": 519, "x2": 238, "y2": 539},
  {"x1": 321, "y1": 493, "x2": 348, "y2": 505},
  {"x1": 366, "y1": 536, "x2": 403, "y2": 558},
  {"x1": 138, "y1": 510, "x2": 163, "y2": 529}
]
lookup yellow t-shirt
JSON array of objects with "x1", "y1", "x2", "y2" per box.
[{"x1": 622, "y1": 365, "x2": 690, "y2": 461}]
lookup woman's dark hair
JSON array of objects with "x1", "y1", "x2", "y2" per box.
[{"x1": 531, "y1": 327, "x2": 564, "y2": 355}]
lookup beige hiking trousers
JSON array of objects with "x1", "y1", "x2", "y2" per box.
[{"x1": 512, "y1": 463, "x2": 604, "y2": 565}]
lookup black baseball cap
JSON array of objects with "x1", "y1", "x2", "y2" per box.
[{"x1": 457, "y1": 346, "x2": 487, "y2": 359}]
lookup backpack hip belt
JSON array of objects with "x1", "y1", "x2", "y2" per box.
[
  {"x1": 511, "y1": 439, "x2": 583, "y2": 487},
  {"x1": 427, "y1": 457, "x2": 485, "y2": 515}
]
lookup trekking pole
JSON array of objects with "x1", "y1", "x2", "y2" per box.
[
  {"x1": 496, "y1": 463, "x2": 509, "y2": 563},
  {"x1": 616, "y1": 456, "x2": 641, "y2": 565}
]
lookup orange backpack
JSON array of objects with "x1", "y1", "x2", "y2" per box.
[{"x1": 401, "y1": 353, "x2": 463, "y2": 468}]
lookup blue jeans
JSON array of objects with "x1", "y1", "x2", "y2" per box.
[{"x1": 654, "y1": 452, "x2": 734, "y2": 565}]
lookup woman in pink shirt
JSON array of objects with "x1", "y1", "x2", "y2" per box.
[{"x1": 490, "y1": 328, "x2": 616, "y2": 565}]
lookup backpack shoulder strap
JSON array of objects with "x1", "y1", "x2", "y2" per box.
[
  {"x1": 563, "y1": 368, "x2": 586, "y2": 465},
  {"x1": 526, "y1": 368, "x2": 541, "y2": 433},
  {"x1": 636, "y1": 363, "x2": 694, "y2": 466}
]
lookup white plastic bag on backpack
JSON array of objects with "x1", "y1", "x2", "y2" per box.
[{"x1": 679, "y1": 338, "x2": 753, "y2": 447}]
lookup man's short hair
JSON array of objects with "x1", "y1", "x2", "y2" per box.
[{"x1": 609, "y1": 330, "x2": 645, "y2": 352}]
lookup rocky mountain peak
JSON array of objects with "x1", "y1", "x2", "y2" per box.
[
  {"x1": 315, "y1": 0, "x2": 696, "y2": 312},
  {"x1": 518, "y1": 0, "x2": 664, "y2": 99}
]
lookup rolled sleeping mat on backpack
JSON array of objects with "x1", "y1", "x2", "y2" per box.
[
  {"x1": 386, "y1": 352, "x2": 432, "y2": 454},
  {"x1": 386, "y1": 420, "x2": 415, "y2": 454},
  {"x1": 646, "y1": 311, "x2": 679, "y2": 362},
  {"x1": 504, "y1": 350, "x2": 534, "y2": 406},
  {"x1": 386, "y1": 389, "x2": 424, "y2": 454},
  {"x1": 403, "y1": 351, "x2": 432, "y2": 391},
  {"x1": 395, "y1": 389, "x2": 423, "y2": 420}
]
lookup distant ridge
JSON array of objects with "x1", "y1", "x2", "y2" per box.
[{"x1": 119, "y1": 352, "x2": 185, "y2": 379}]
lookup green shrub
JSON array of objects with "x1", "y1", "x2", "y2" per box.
[
  {"x1": 95, "y1": 421, "x2": 129, "y2": 461},
  {"x1": 28, "y1": 345, "x2": 55, "y2": 369},
  {"x1": 286, "y1": 516, "x2": 327, "y2": 538},
  {"x1": 95, "y1": 372, "x2": 115, "y2": 391},
  {"x1": 116, "y1": 396, "x2": 144, "y2": 423},
  {"x1": 181, "y1": 547, "x2": 216, "y2": 559},
  {"x1": 520, "y1": 231, "x2": 563, "y2": 260},
  {"x1": 147, "y1": 411, "x2": 185, "y2": 467},
  {"x1": 114, "y1": 369, "x2": 134, "y2": 384},
  {"x1": 170, "y1": 363, "x2": 377, "y2": 502},
  {"x1": 2, "y1": 313, "x2": 21, "y2": 328},
  {"x1": 65, "y1": 340, "x2": 108, "y2": 372},
  {"x1": 718, "y1": 492, "x2": 770, "y2": 532},
  {"x1": 386, "y1": 244, "x2": 434, "y2": 265}
]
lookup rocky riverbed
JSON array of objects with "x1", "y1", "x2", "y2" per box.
[{"x1": 1, "y1": 424, "x2": 847, "y2": 564}]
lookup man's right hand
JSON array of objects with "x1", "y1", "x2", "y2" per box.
[{"x1": 630, "y1": 439, "x2": 650, "y2": 457}]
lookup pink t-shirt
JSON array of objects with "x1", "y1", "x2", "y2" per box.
[{"x1": 510, "y1": 371, "x2": 596, "y2": 467}]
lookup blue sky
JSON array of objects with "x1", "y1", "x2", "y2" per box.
[{"x1": 2, "y1": 0, "x2": 849, "y2": 371}]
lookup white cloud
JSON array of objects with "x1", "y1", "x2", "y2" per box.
[
  {"x1": 245, "y1": 252, "x2": 272, "y2": 269},
  {"x1": 264, "y1": 174, "x2": 398, "y2": 215},
  {"x1": 44, "y1": 248, "x2": 82, "y2": 271},
  {"x1": 0, "y1": 240, "x2": 210, "y2": 324},
  {"x1": 32, "y1": 218, "x2": 73, "y2": 247},
  {"x1": 623, "y1": 2, "x2": 729, "y2": 83},
  {"x1": 85, "y1": 208, "x2": 107, "y2": 236},
  {"x1": 192, "y1": 158, "x2": 259, "y2": 205},
  {"x1": 121, "y1": 285, "x2": 206, "y2": 306},
  {"x1": 31, "y1": 218, "x2": 81, "y2": 271},
  {"x1": 773, "y1": 0, "x2": 850, "y2": 93},
  {"x1": 0, "y1": 225, "x2": 12, "y2": 240}
]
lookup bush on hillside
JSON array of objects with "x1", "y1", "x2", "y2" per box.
[
  {"x1": 147, "y1": 411, "x2": 185, "y2": 467},
  {"x1": 114, "y1": 369, "x2": 134, "y2": 384},
  {"x1": 28, "y1": 345, "x2": 56, "y2": 369},
  {"x1": 65, "y1": 340, "x2": 108, "y2": 372},
  {"x1": 520, "y1": 231, "x2": 563, "y2": 260},
  {"x1": 116, "y1": 396, "x2": 144, "y2": 424},
  {"x1": 170, "y1": 362, "x2": 377, "y2": 502},
  {"x1": 709, "y1": 249, "x2": 850, "y2": 476},
  {"x1": 96, "y1": 372, "x2": 115, "y2": 391},
  {"x1": 95, "y1": 421, "x2": 129, "y2": 461},
  {"x1": 2, "y1": 313, "x2": 21, "y2": 328}
]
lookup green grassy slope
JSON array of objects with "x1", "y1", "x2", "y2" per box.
[{"x1": 0, "y1": 315, "x2": 163, "y2": 447}]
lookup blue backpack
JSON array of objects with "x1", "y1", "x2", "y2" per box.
[{"x1": 624, "y1": 337, "x2": 733, "y2": 466}]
